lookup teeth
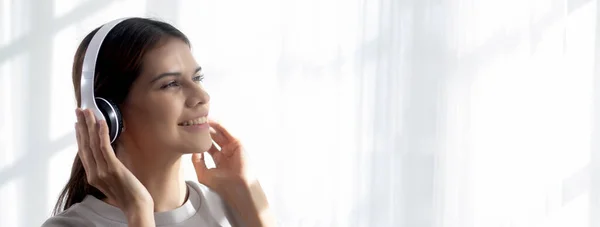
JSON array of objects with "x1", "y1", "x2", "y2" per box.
[{"x1": 180, "y1": 116, "x2": 208, "y2": 126}]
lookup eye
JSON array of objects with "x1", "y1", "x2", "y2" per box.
[
  {"x1": 193, "y1": 74, "x2": 205, "y2": 83},
  {"x1": 161, "y1": 81, "x2": 180, "y2": 89}
]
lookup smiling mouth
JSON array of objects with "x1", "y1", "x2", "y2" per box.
[{"x1": 178, "y1": 116, "x2": 208, "y2": 126}]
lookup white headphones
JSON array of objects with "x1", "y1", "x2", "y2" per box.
[{"x1": 80, "y1": 18, "x2": 129, "y2": 144}]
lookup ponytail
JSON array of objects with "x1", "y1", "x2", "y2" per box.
[{"x1": 52, "y1": 156, "x2": 105, "y2": 215}]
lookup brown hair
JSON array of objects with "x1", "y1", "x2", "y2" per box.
[{"x1": 52, "y1": 17, "x2": 190, "y2": 215}]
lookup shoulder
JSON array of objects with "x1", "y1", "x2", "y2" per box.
[
  {"x1": 41, "y1": 204, "x2": 95, "y2": 227},
  {"x1": 186, "y1": 180, "x2": 244, "y2": 227},
  {"x1": 186, "y1": 180, "x2": 224, "y2": 205},
  {"x1": 186, "y1": 180, "x2": 231, "y2": 206},
  {"x1": 187, "y1": 180, "x2": 225, "y2": 200},
  {"x1": 186, "y1": 179, "x2": 208, "y2": 193}
]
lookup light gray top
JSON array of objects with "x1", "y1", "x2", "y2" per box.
[{"x1": 42, "y1": 181, "x2": 242, "y2": 227}]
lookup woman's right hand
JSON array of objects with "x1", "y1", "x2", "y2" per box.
[{"x1": 75, "y1": 108, "x2": 154, "y2": 223}]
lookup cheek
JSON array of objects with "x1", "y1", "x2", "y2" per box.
[
  {"x1": 147, "y1": 95, "x2": 183, "y2": 126},
  {"x1": 137, "y1": 108, "x2": 177, "y2": 130},
  {"x1": 126, "y1": 99, "x2": 181, "y2": 140}
]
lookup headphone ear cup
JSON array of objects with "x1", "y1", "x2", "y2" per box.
[{"x1": 95, "y1": 97, "x2": 123, "y2": 144}]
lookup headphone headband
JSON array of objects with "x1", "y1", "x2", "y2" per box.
[
  {"x1": 80, "y1": 18, "x2": 130, "y2": 143},
  {"x1": 80, "y1": 17, "x2": 129, "y2": 121}
]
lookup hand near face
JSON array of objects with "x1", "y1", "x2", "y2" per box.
[
  {"x1": 191, "y1": 120, "x2": 253, "y2": 193},
  {"x1": 191, "y1": 120, "x2": 276, "y2": 227},
  {"x1": 75, "y1": 109, "x2": 154, "y2": 215}
]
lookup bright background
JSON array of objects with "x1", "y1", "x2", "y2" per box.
[{"x1": 1, "y1": 0, "x2": 600, "y2": 226}]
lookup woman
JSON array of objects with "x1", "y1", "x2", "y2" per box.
[{"x1": 42, "y1": 17, "x2": 275, "y2": 227}]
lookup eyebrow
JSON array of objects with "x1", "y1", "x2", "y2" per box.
[{"x1": 150, "y1": 66, "x2": 202, "y2": 84}]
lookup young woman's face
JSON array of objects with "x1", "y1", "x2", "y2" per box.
[{"x1": 120, "y1": 38, "x2": 212, "y2": 155}]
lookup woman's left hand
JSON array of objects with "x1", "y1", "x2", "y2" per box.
[
  {"x1": 191, "y1": 120, "x2": 253, "y2": 194},
  {"x1": 191, "y1": 120, "x2": 276, "y2": 227}
]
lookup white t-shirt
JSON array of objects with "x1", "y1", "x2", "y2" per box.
[{"x1": 42, "y1": 181, "x2": 243, "y2": 227}]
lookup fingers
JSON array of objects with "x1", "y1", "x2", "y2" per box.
[
  {"x1": 191, "y1": 153, "x2": 221, "y2": 190},
  {"x1": 207, "y1": 143, "x2": 224, "y2": 166},
  {"x1": 97, "y1": 119, "x2": 118, "y2": 166},
  {"x1": 222, "y1": 141, "x2": 240, "y2": 158},
  {"x1": 75, "y1": 109, "x2": 96, "y2": 172},
  {"x1": 207, "y1": 120, "x2": 242, "y2": 162},
  {"x1": 75, "y1": 123, "x2": 91, "y2": 174},
  {"x1": 208, "y1": 120, "x2": 235, "y2": 147},
  {"x1": 84, "y1": 109, "x2": 108, "y2": 173},
  {"x1": 209, "y1": 129, "x2": 227, "y2": 148},
  {"x1": 76, "y1": 108, "x2": 115, "y2": 193},
  {"x1": 207, "y1": 141, "x2": 219, "y2": 156},
  {"x1": 191, "y1": 153, "x2": 208, "y2": 181}
]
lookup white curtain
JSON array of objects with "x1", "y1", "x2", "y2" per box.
[{"x1": 0, "y1": 0, "x2": 599, "y2": 226}]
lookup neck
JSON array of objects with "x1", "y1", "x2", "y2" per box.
[{"x1": 104, "y1": 144, "x2": 188, "y2": 213}]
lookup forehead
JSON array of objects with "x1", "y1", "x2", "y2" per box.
[{"x1": 140, "y1": 38, "x2": 196, "y2": 77}]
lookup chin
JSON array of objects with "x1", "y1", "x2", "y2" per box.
[{"x1": 179, "y1": 137, "x2": 213, "y2": 154}]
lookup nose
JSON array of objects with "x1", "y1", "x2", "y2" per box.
[{"x1": 185, "y1": 83, "x2": 210, "y2": 108}]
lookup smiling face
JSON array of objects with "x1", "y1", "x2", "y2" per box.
[{"x1": 118, "y1": 37, "x2": 212, "y2": 155}]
